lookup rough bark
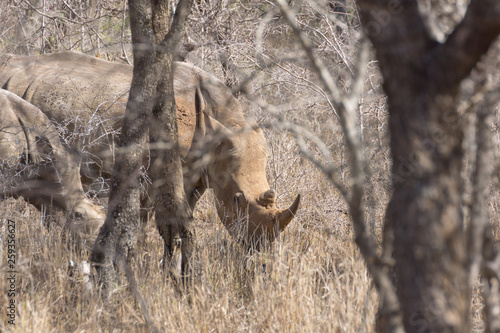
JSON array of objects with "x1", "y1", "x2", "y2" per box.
[
  {"x1": 150, "y1": 0, "x2": 195, "y2": 283},
  {"x1": 355, "y1": 0, "x2": 500, "y2": 331},
  {"x1": 91, "y1": 0, "x2": 195, "y2": 298},
  {"x1": 483, "y1": 223, "x2": 500, "y2": 333},
  {"x1": 90, "y1": 51, "x2": 151, "y2": 293},
  {"x1": 149, "y1": 51, "x2": 194, "y2": 283}
]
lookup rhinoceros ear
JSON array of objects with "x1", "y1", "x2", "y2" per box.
[{"x1": 205, "y1": 114, "x2": 234, "y2": 139}]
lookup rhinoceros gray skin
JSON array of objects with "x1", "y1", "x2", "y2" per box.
[
  {"x1": 0, "y1": 52, "x2": 300, "y2": 242},
  {"x1": 0, "y1": 88, "x2": 105, "y2": 243}
]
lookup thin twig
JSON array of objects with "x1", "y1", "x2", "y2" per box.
[{"x1": 275, "y1": 1, "x2": 404, "y2": 331}]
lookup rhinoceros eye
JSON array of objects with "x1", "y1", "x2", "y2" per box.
[
  {"x1": 73, "y1": 210, "x2": 86, "y2": 219},
  {"x1": 233, "y1": 192, "x2": 244, "y2": 205},
  {"x1": 215, "y1": 141, "x2": 225, "y2": 154}
]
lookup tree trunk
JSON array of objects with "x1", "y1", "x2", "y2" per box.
[
  {"x1": 148, "y1": 51, "x2": 194, "y2": 282},
  {"x1": 388, "y1": 91, "x2": 469, "y2": 331},
  {"x1": 356, "y1": 0, "x2": 500, "y2": 331},
  {"x1": 91, "y1": 0, "x2": 194, "y2": 296},
  {"x1": 90, "y1": 42, "x2": 159, "y2": 295}
]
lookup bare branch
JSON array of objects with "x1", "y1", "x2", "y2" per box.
[
  {"x1": 347, "y1": 39, "x2": 370, "y2": 111},
  {"x1": 121, "y1": 0, "x2": 132, "y2": 65},
  {"x1": 20, "y1": 0, "x2": 120, "y2": 25},
  {"x1": 463, "y1": 71, "x2": 500, "y2": 332},
  {"x1": 276, "y1": 0, "x2": 343, "y2": 104},
  {"x1": 163, "y1": 0, "x2": 195, "y2": 49},
  {"x1": 431, "y1": 0, "x2": 500, "y2": 92},
  {"x1": 257, "y1": 105, "x2": 348, "y2": 196},
  {"x1": 483, "y1": 223, "x2": 500, "y2": 333},
  {"x1": 275, "y1": 1, "x2": 404, "y2": 331}
]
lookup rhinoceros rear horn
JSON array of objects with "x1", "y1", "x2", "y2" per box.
[{"x1": 278, "y1": 194, "x2": 301, "y2": 230}]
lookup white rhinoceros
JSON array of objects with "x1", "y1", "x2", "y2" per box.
[
  {"x1": 0, "y1": 88, "x2": 104, "y2": 243},
  {"x1": 0, "y1": 52, "x2": 300, "y2": 242}
]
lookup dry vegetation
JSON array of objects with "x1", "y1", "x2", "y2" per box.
[
  {"x1": 1, "y1": 192, "x2": 375, "y2": 332},
  {"x1": 1, "y1": 0, "x2": 499, "y2": 332}
]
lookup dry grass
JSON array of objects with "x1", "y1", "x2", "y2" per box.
[
  {"x1": 1, "y1": 178, "x2": 377, "y2": 332},
  {"x1": 0, "y1": 106, "x2": 381, "y2": 332}
]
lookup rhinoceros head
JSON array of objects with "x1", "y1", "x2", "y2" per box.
[
  {"x1": 205, "y1": 116, "x2": 300, "y2": 243},
  {"x1": 67, "y1": 199, "x2": 106, "y2": 244}
]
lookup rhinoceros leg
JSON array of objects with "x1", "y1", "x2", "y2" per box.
[
  {"x1": 157, "y1": 179, "x2": 203, "y2": 286},
  {"x1": 157, "y1": 211, "x2": 195, "y2": 288},
  {"x1": 139, "y1": 192, "x2": 154, "y2": 221},
  {"x1": 187, "y1": 180, "x2": 206, "y2": 210}
]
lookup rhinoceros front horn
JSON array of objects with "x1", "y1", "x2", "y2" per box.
[{"x1": 278, "y1": 194, "x2": 301, "y2": 230}]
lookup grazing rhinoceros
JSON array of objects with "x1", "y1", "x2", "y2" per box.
[
  {"x1": 0, "y1": 88, "x2": 105, "y2": 243},
  {"x1": 0, "y1": 52, "x2": 300, "y2": 242}
]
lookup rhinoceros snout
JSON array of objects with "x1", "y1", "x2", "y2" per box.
[
  {"x1": 246, "y1": 193, "x2": 301, "y2": 242},
  {"x1": 258, "y1": 189, "x2": 276, "y2": 207}
]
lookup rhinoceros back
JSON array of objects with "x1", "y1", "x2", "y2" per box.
[
  {"x1": 0, "y1": 52, "x2": 136, "y2": 178},
  {"x1": 0, "y1": 52, "x2": 132, "y2": 130},
  {"x1": 0, "y1": 51, "x2": 247, "y2": 177}
]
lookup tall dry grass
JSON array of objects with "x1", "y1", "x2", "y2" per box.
[{"x1": 1, "y1": 165, "x2": 377, "y2": 332}]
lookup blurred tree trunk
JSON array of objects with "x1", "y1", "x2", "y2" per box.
[
  {"x1": 356, "y1": 0, "x2": 500, "y2": 331},
  {"x1": 91, "y1": 0, "x2": 194, "y2": 295}
]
